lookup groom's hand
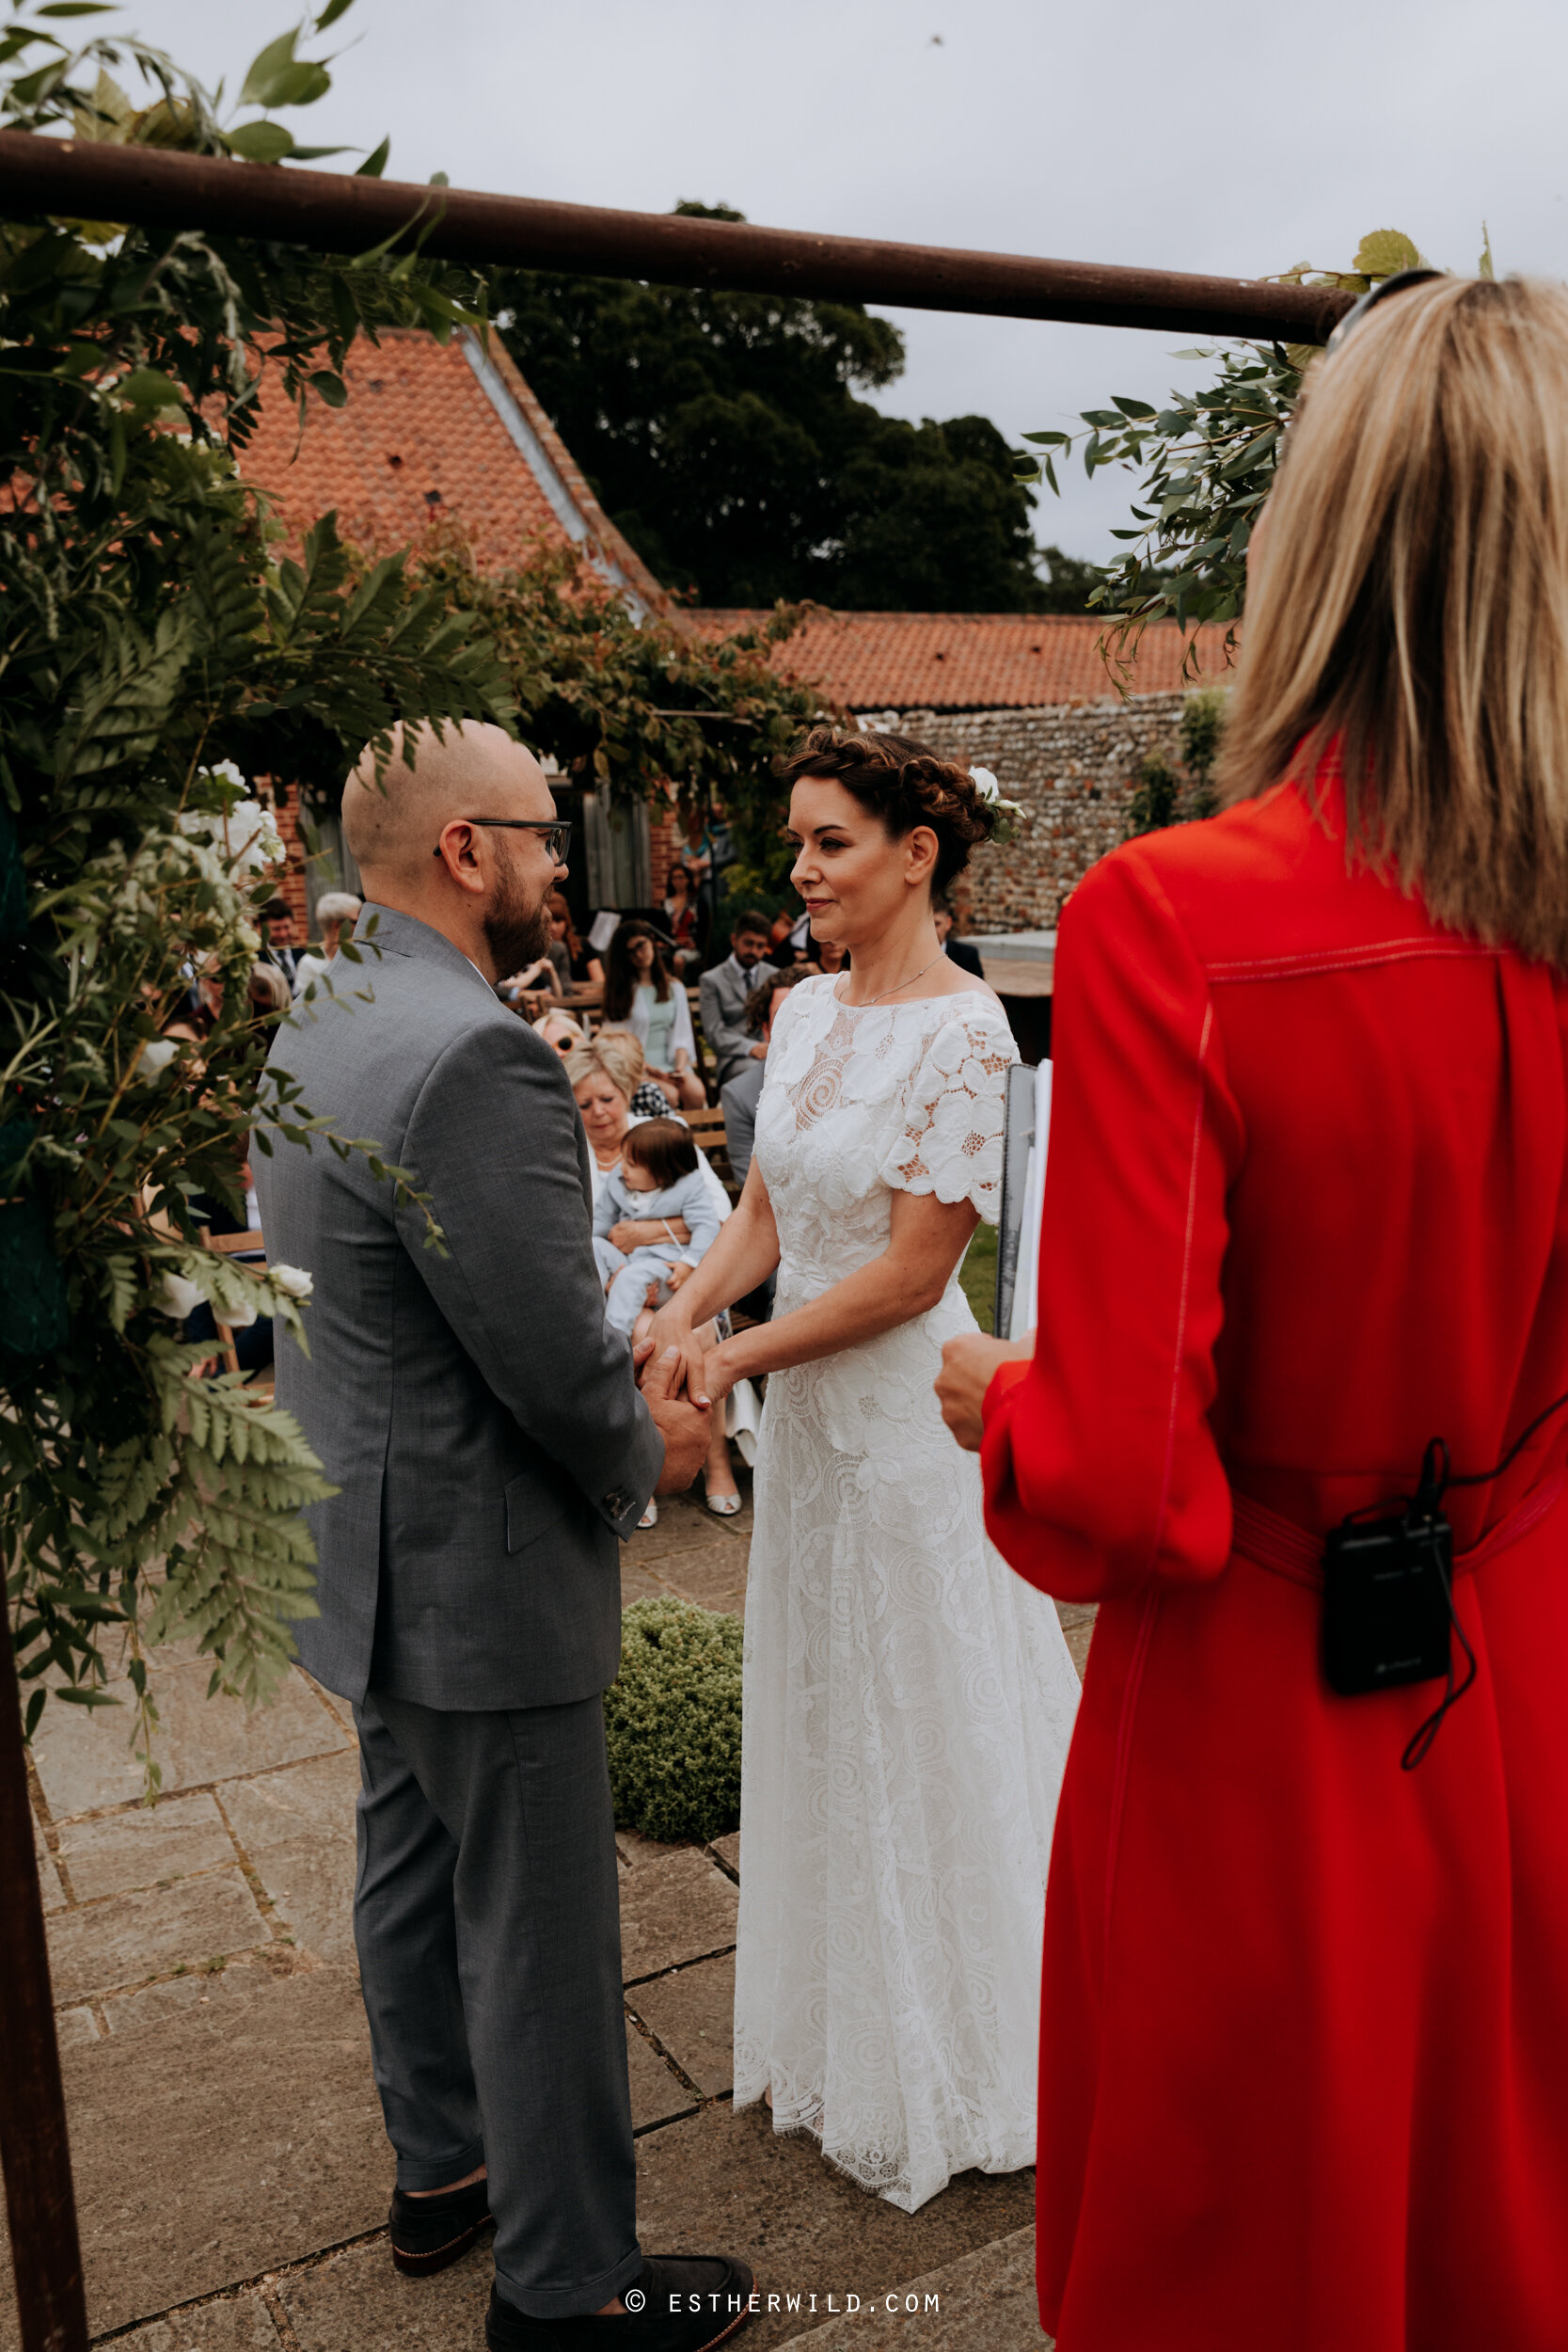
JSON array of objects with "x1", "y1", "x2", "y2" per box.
[{"x1": 639, "y1": 1343, "x2": 713, "y2": 1493}]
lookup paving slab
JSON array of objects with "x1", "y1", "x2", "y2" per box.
[
  {"x1": 656, "y1": 1543, "x2": 750, "y2": 1618},
  {"x1": 624, "y1": 1503, "x2": 736, "y2": 1569},
  {"x1": 103, "y1": 1950, "x2": 298, "y2": 2036},
  {"x1": 627, "y1": 1956, "x2": 736, "y2": 2097},
  {"x1": 279, "y1": 2233, "x2": 493, "y2": 2352},
  {"x1": 791, "y1": 2224, "x2": 1046, "y2": 2348},
  {"x1": 634, "y1": 2106, "x2": 1036, "y2": 2350},
  {"x1": 54, "y1": 1791, "x2": 234, "y2": 1901},
  {"x1": 1053, "y1": 1602, "x2": 1095, "y2": 1681},
  {"x1": 32, "y1": 1660, "x2": 348, "y2": 1819},
  {"x1": 54, "y1": 2004, "x2": 100, "y2": 2046},
  {"x1": 220, "y1": 1748, "x2": 361, "y2": 1965},
  {"x1": 620, "y1": 1847, "x2": 738, "y2": 1982},
  {"x1": 708, "y1": 1831, "x2": 741, "y2": 1878},
  {"x1": 620, "y1": 1558, "x2": 673, "y2": 1610},
  {"x1": 34, "y1": 1810, "x2": 65, "y2": 1913},
  {"x1": 627, "y1": 2017, "x2": 699, "y2": 2132},
  {"x1": 10, "y1": 1964, "x2": 388, "y2": 2342},
  {"x1": 45, "y1": 1868, "x2": 269, "y2": 2003},
  {"x1": 114, "y1": 2295, "x2": 285, "y2": 2352}
]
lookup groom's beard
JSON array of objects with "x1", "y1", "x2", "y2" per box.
[{"x1": 483, "y1": 856, "x2": 552, "y2": 977}]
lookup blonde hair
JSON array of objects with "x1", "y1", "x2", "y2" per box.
[
  {"x1": 564, "y1": 1033, "x2": 643, "y2": 1104},
  {"x1": 1219, "y1": 275, "x2": 1568, "y2": 965}
]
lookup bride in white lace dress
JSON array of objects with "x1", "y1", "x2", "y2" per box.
[{"x1": 647, "y1": 728, "x2": 1080, "y2": 2213}]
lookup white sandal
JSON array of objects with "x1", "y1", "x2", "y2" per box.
[{"x1": 638, "y1": 1499, "x2": 658, "y2": 1530}]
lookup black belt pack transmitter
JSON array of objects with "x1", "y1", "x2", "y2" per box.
[
  {"x1": 1320, "y1": 1400, "x2": 1568, "y2": 1768},
  {"x1": 1322, "y1": 1507, "x2": 1454, "y2": 1697}
]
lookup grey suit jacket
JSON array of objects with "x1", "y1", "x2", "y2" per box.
[
  {"x1": 699, "y1": 955, "x2": 778, "y2": 1088},
  {"x1": 720, "y1": 1057, "x2": 766, "y2": 1190},
  {"x1": 253, "y1": 908, "x2": 664, "y2": 1713}
]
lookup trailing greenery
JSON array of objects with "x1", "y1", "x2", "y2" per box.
[
  {"x1": 1018, "y1": 230, "x2": 1453, "y2": 678},
  {"x1": 406, "y1": 534, "x2": 836, "y2": 902},
  {"x1": 604, "y1": 1596, "x2": 743, "y2": 1845},
  {"x1": 495, "y1": 207, "x2": 1058, "y2": 612},
  {"x1": 0, "y1": 1, "x2": 514, "y2": 1773}
]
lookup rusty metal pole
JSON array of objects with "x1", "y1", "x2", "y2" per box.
[
  {"x1": 0, "y1": 131, "x2": 1355, "y2": 344},
  {"x1": 0, "y1": 1605, "x2": 87, "y2": 2352}
]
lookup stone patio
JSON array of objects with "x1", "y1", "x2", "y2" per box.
[{"x1": 8, "y1": 1481, "x2": 1090, "y2": 2352}]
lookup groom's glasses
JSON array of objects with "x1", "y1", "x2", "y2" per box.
[{"x1": 434, "y1": 818, "x2": 573, "y2": 862}]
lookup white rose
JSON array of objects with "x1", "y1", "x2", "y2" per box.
[
  {"x1": 135, "y1": 1038, "x2": 178, "y2": 1078},
  {"x1": 269, "y1": 1264, "x2": 314, "y2": 1300},
  {"x1": 969, "y1": 767, "x2": 1001, "y2": 803},
  {"x1": 218, "y1": 1288, "x2": 260, "y2": 1329},
  {"x1": 154, "y1": 1272, "x2": 202, "y2": 1320}
]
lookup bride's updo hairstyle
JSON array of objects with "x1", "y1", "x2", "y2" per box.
[{"x1": 779, "y1": 725, "x2": 995, "y2": 891}]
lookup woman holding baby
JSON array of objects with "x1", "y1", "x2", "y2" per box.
[{"x1": 566, "y1": 1035, "x2": 740, "y2": 1520}]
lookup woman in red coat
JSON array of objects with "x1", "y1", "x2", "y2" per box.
[{"x1": 938, "y1": 272, "x2": 1568, "y2": 2350}]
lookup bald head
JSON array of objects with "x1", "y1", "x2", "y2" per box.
[{"x1": 341, "y1": 722, "x2": 551, "y2": 879}]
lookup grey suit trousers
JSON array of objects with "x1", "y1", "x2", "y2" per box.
[{"x1": 353, "y1": 1690, "x2": 641, "y2": 2317}]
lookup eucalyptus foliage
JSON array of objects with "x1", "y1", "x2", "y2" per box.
[
  {"x1": 0, "y1": 0, "x2": 514, "y2": 1773},
  {"x1": 1018, "y1": 230, "x2": 1448, "y2": 679}
]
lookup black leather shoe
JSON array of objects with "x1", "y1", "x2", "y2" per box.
[
  {"x1": 484, "y1": 2255, "x2": 756, "y2": 2350},
  {"x1": 388, "y1": 2178, "x2": 493, "y2": 2276}
]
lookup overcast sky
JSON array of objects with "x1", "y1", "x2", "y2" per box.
[{"x1": 110, "y1": 0, "x2": 1568, "y2": 563}]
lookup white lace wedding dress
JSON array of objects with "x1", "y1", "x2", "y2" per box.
[{"x1": 733, "y1": 975, "x2": 1082, "y2": 2212}]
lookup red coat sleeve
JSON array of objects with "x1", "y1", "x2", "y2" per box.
[{"x1": 982, "y1": 844, "x2": 1244, "y2": 1602}]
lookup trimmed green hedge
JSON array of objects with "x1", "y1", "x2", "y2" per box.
[{"x1": 606, "y1": 1597, "x2": 743, "y2": 1844}]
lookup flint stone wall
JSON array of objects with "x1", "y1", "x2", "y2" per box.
[{"x1": 886, "y1": 691, "x2": 1196, "y2": 934}]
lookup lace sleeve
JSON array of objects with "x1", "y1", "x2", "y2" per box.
[{"x1": 879, "y1": 1007, "x2": 1018, "y2": 1223}]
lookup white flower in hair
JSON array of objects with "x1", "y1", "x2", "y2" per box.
[{"x1": 969, "y1": 767, "x2": 1001, "y2": 803}]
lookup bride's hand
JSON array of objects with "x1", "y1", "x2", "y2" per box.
[
  {"x1": 699, "y1": 1336, "x2": 739, "y2": 1410},
  {"x1": 936, "y1": 1333, "x2": 1031, "y2": 1452},
  {"x1": 642, "y1": 1298, "x2": 705, "y2": 1401}
]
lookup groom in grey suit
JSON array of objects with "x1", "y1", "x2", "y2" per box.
[{"x1": 255, "y1": 724, "x2": 752, "y2": 2352}]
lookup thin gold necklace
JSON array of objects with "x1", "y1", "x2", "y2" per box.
[{"x1": 853, "y1": 949, "x2": 943, "y2": 1007}]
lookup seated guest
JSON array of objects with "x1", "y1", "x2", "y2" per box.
[
  {"x1": 816, "y1": 937, "x2": 849, "y2": 977},
  {"x1": 293, "y1": 891, "x2": 363, "y2": 997},
  {"x1": 663, "y1": 862, "x2": 709, "y2": 978},
  {"x1": 259, "y1": 897, "x2": 301, "y2": 990},
  {"x1": 768, "y1": 908, "x2": 803, "y2": 966},
  {"x1": 531, "y1": 1010, "x2": 589, "y2": 1061},
  {"x1": 600, "y1": 921, "x2": 705, "y2": 1109},
  {"x1": 933, "y1": 891, "x2": 985, "y2": 978},
  {"x1": 722, "y1": 964, "x2": 819, "y2": 1190},
  {"x1": 566, "y1": 1040, "x2": 740, "y2": 1520},
  {"x1": 549, "y1": 891, "x2": 603, "y2": 987},
  {"x1": 593, "y1": 1117, "x2": 721, "y2": 1339},
  {"x1": 699, "y1": 912, "x2": 777, "y2": 1089}
]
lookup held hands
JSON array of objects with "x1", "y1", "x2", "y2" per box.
[
  {"x1": 634, "y1": 1341, "x2": 712, "y2": 1494},
  {"x1": 936, "y1": 1334, "x2": 1032, "y2": 1453},
  {"x1": 643, "y1": 1297, "x2": 706, "y2": 1404}
]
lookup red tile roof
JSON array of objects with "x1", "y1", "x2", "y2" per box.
[
  {"x1": 694, "y1": 608, "x2": 1235, "y2": 712},
  {"x1": 235, "y1": 328, "x2": 666, "y2": 610}
]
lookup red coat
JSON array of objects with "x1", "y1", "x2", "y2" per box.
[{"x1": 982, "y1": 769, "x2": 1568, "y2": 2351}]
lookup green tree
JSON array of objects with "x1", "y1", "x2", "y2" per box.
[
  {"x1": 495, "y1": 205, "x2": 1054, "y2": 612},
  {"x1": 0, "y1": 1, "x2": 515, "y2": 1767}
]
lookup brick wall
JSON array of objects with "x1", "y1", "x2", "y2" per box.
[
  {"x1": 884, "y1": 691, "x2": 1195, "y2": 934},
  {"x1": 259, "y1": 784, "x2": 312, "y2": 933}
]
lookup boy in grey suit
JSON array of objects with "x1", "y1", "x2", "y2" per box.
[{"x1": 255, "y1": 724, "x2": 751, "y2": 2352}]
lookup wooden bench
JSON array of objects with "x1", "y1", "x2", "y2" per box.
[{"x1": 198, "y1": 1226, "x2": 273, "y2": 1384}]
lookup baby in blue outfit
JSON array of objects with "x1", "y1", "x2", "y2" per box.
[{"x1": 593, "y1": 1118, "x2": 721, "y2": 1339}]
